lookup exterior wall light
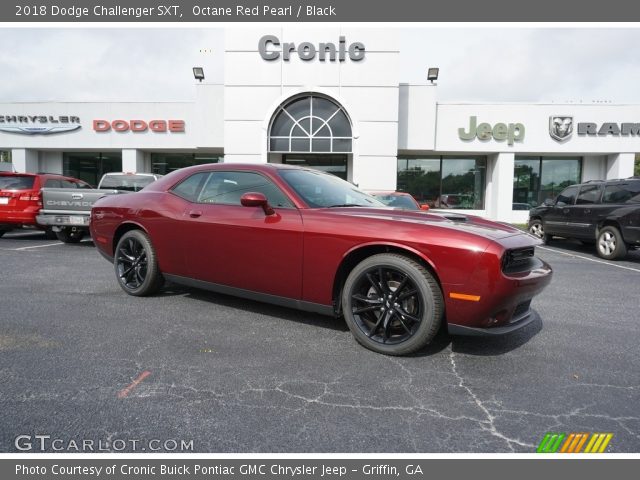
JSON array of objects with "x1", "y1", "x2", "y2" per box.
[
  {"x1": 193, "y1": 67, "x2": 205, "y2": 82},
  {"x1": 427, "y1": 67, "x2": 439, "y2": 83}
]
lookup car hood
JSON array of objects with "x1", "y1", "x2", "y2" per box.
[{"x1": 324, "y1": 207, "x2": 526, "y2": 240}]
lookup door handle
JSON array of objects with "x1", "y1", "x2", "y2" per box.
[{"x1": 188, "y1": 210, "x2": 202, "y2": 218}]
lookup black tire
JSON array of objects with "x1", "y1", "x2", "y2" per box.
[
  {"x1": 44, "y1": 228, "x2": 57, "y2": 240},
  {"x1": 342, "y1": 253, "x2": 443, "y2": 356},
  {"x1": 0, "y1": 230, "x2": 7, "y2": 238},
  {"x1": 597, "y1": 226, "x2": 627, "y2": 260},
  {"x1": 528, "y1": 219, "x2": 552, "y2": 244},
  {"x1": 114, "y1": 229, "x2": 162, "y2": 296},
  {"x1": 55, "y1": 229, "x2": 85, "y2": 243}
]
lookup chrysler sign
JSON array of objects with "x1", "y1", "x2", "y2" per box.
[{"x1": 0, "y1": 115, "x2": 81, "y2": 135}]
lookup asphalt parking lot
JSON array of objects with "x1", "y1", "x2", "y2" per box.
[{"x1": 0, "y1": 231, "x2": 638, "y2": 453}]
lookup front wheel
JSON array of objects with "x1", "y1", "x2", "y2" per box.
[
  {"x1": 342, "y1": 254, "x2": 443, "y2": 356},
  {"x1": 55, "y1": 229, "x2": 85, "y2": 243},
  {"x1": 114, "y1": 230, "x2": 162, "y2": 296},
  {"x1": 528, "y1": 219, "x2": 552, "y2": 244},
  {"x1": 597, "y1": 226, "x2": 627, "y2": 260}
]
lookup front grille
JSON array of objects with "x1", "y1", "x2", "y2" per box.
[{"x1": 502, "y1": 247, "x2": 535, "y2": 273}]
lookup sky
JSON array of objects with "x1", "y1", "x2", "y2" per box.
[{"x1": 1, "y1": 27, "x2": 639, "y2": 104}]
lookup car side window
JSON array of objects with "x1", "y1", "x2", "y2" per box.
[
  {"x1": 603, "y1": 183, "x2": 640, "y2": 204},
  {"x1": 555, "y1": 186, "x2": 579, "y2": 206},
  {"x1": 197, "y1": 171, "x2": 293, "y2": 208},
  {"x1": 61, "y1": 179, "x2": 81, "y2": 188},
  {"x1": 171, "y1": 172, "x2": 211, "y2": 202},
  {"x1": 44, "y1": 179, "x2": 62, "y2": 188},
  {"x1": 576, "y1": 184, "x2": 602, "y2": 205}
]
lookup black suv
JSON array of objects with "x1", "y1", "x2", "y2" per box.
[{"x1": 528, "y1": 178, "x2": 640, "y2": 260}]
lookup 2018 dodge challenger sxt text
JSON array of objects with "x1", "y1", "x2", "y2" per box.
[{"x1": 90, "y1": 164, "x2": 552, "y2": 355}]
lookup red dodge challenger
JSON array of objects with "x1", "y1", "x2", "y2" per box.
[{"x1": 90, "y1": 163, "x2": 552, "y2": 355}]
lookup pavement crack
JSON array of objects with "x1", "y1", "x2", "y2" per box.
[{"x1": 449, "y1": 350, "x2": 535, "y2": 451}]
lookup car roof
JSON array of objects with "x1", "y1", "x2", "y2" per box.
[{"x1": 102, "y1": 172, "x2": 159, "y2": 176}]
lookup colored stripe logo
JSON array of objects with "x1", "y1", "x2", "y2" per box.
[{"x1": 537, "y1": 432, "x2": 613, "y2": 453}]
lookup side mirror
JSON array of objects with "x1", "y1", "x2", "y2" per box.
[
  {"x1": 240, "y1": 192, "x2": 275, "y2": 216},
  {"x1": 543, "y1": 198, "x2": 554, "y2": 206},
  {"x1": 420, "y1": 204, "x2": 430, "y2": 211}
]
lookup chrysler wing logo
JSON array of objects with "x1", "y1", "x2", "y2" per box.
[
  {"x1": 549, "y1": 116, "x2": 573, "y2": 142},
  {"x1": 0, "y1": 125, "x2": 81, "y2": 135}
]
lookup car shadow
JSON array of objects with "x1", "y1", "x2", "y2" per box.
[
  {"x1": 0, "y1": 231, "x2": 50, "y2": 241},
  {"x1": 157, "y1": 282, "x2": 545, "y2": 352},
  {"x1": 158, "y1": 282, "x2": 349, "y2": 332},
  {"x1": 545, "y1": 238, "x2": 640, "y2": 264}
]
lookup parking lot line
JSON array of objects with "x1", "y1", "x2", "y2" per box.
[
  {"x1": 11, "y1": 243, "x2": 66, "y2": 251},
  {"x1": 538, "y1": 246, "x2": 640, "y2": 273}
]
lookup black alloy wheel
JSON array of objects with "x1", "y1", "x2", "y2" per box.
[
  {"x1": 114, "y1": 230, "x2": 162, "y2": 296},
  {"x1": 342, "y1": 254, "x2": 443, "y2": 356}
]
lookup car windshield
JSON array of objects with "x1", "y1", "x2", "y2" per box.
[
  {"x1": 278, "y1": 169, "x2": 385, "y2": 208},
  {"x1": 0, "y1": 175, "x2": 35, "y2": 190},
  {"x1": 100, "y1": 175, "x2": 156, "y2": 192},
  {"x1": 371, "y1": 194, "x2": 419, "y2": 210}
]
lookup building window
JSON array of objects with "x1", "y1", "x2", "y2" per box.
[
  {"x1": 63, "y1": 152, "x2": 122, "y2": 187},
  {"x1": 513, "y1": 157, "x2": 582, "y2": 208},
  {"x1": 150, "y1": 153, "x2": 222, "y2": 175},
  {"x1": 397, "y1": 156, "x2": 486, "y2": 209},
  {"x1": 0, "y1": 150, "x2": 11, "y2": 163},
  {"x1": 269, "y1": 95, "x2": 353, "y2": 153}
]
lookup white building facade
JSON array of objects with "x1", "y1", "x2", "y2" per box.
[{"x1": 1, "y1": 28, "x2": 637, "y2": 223}]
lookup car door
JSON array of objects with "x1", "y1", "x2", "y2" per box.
[
  {"x1": 566, "y1": 184, "x2": 603, "y2": 239},
  {"x1": 177, "y1": 170, "x2": 304, "y2": 300},
  {"x1": 543, "y1": 185, "x2": 579, "y2": 236}
]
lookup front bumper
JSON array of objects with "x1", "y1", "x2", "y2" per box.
[{"x1": 448, "y1": 306, "x2": 536, "y2": 336}]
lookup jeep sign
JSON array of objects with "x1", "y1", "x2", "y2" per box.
[{"x1": 458, "y1": 116, "x2": 525, "y2": 146}]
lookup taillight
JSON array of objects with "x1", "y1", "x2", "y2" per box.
[{"x1": 19, "y1": 191, "x2": 42, "y2": 205}]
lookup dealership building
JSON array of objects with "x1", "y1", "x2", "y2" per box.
[{"x1": 1, "y1": 28, "x2": 637, "y2": 223}]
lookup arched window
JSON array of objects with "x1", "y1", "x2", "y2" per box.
[{"x1": 269, "y1": 95, "x2": 352, "y2": 153}]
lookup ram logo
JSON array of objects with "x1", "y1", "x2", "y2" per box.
[
  {"x1": 71, "y1": 193, "x2": 83, "y2": 200},
  {"x1": 549, "y1": 116, "x2": 573, "y2": 142}
]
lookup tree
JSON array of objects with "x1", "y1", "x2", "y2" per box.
[{"x1": 635, "y1": 154, "x2": 640, "y2": 177}]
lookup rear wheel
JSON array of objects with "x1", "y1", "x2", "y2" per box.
[
  {"x1": 597, "y1": 226, "x2": 627, "y2": 260},
  {"x1": 55, "y1": 229, "x2": 85, "y2": 243},
  {"x1": 114, "y1": 230, "x2": 162, "y2": 296},
  {"x1": 342, "y1": 254, "x2": 443, "y2": 356}
]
